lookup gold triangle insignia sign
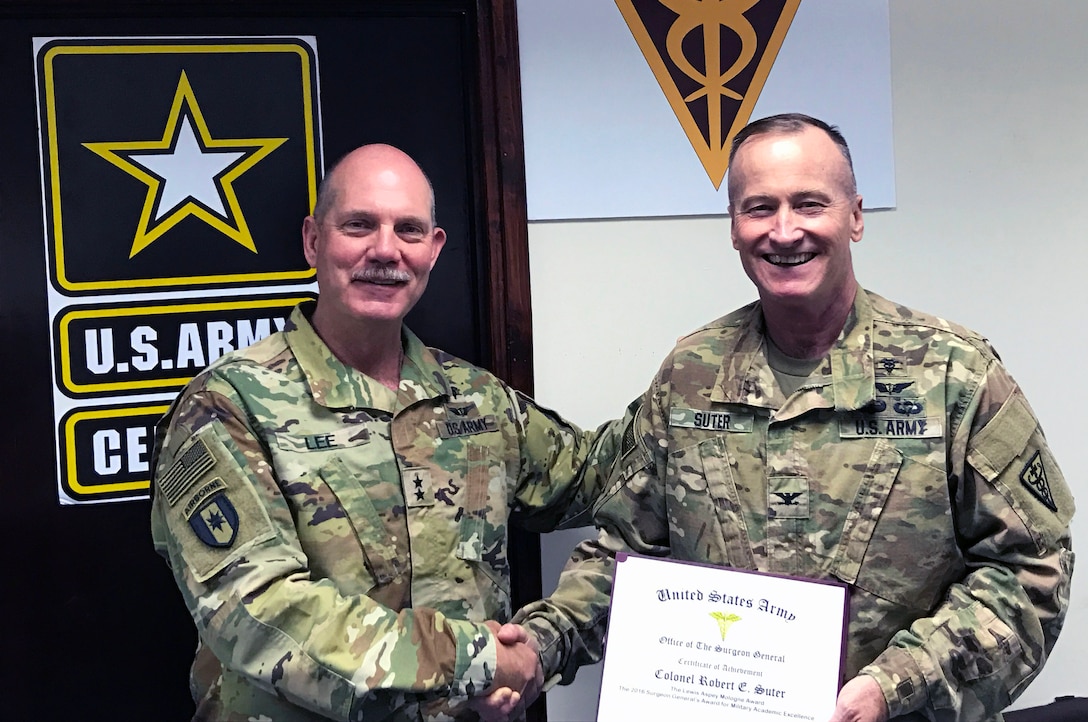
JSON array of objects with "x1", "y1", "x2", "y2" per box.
[{"x1": 616, "y1": 0, "x2": 801, "y2": 189}]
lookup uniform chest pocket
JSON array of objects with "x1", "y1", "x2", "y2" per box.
[
  {"x1": 832, "y1": 439, "x2": 962, "y2": 611},
  {"x1": 280, "y1": 456, "x2": 402, "y2": 596},
  {"x1": 415, "y1": 442, "x2": 511, "y2": 621},
  {"x1": 666, "y1": 437, "x2": 755, "y2": 568}
]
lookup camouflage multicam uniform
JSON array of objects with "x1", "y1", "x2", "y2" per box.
[
  {"x1": 150, "y1": 301, "x2": 616, "y2": 721},
  {"x1": 520, "y1": 288, "x2": 1075, "y2": 721}
]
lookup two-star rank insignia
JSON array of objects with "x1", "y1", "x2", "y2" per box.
[
  {"x1": 616, "y1": 0, "x2": 802, "y2": 188},
  {"x1": 404, "y1": 467, "x2": 434, "y2": 508}
]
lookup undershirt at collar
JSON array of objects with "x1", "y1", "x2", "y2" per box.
[{"x1": 765, "y1": 336, "x2": 827, "y2": 398}]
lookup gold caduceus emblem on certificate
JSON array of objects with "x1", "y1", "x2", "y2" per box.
[{"x1": 616, "y1": 0, "x2": 801, "y2": 189}]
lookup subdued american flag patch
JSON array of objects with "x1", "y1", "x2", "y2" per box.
[{"x1": 159, "y1": 438, "x2": 216, "y2": 507}]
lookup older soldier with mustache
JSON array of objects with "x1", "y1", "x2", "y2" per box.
[{"x1": 151, "y1": 144, "x2": 617, "y2": 721}]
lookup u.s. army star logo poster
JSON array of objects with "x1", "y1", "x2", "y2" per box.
[
  {"x1": 38, "y1": 38, "x2": 319, "y2": 291},
  {"x1": 36, "y1": 38, "x2": 321, "y2": 504}
]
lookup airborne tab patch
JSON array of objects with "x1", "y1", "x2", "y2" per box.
[{"x1": 1019, "y1": 450, "x2": 1057, "y2": 512}]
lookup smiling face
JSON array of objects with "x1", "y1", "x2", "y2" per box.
[
  {"x1": 302, "y1": 145, "x2": 445, "y2": 340},
  {"x1": 728, "y1": 125, "x2": 863, "y2": 315}
]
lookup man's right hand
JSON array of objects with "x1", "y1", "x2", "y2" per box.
[{"x1": 473, "y1": 623, "x2": 543, "y2": 721}]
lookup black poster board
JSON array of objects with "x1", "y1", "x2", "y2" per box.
[{"x1": 0, "y1": 1, "x2": 538, "y2": 719}]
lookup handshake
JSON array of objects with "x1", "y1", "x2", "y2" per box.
[{"x1": 471, "y1": 622, "x2": 545, "y2": 721}]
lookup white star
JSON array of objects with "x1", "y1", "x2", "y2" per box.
[
  {"x1": 131, "y1": 115, "x2": 245, "y2": 221},
  {"x1": 82, "y1": 71, "x2": 287, "y2": 256}
]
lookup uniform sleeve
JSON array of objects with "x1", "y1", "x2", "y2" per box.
[
  {"x1": 150, "y1": 377, "x2": 502, "y2": 721},
  {"x1": 505, "y1": 389, "x2": 624, "y2": 532},
  {"x1": 859, "y1": 360, "x2": 1075, "y2": 720},
  {"x1": 513, "y1": 374, "x2": 673, "y2": 686}
]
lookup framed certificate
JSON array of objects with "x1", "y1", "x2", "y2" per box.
[{"x1": 597, "y1": 554, "x2": 849, "y2": 721}]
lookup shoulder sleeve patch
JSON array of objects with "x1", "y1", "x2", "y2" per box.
[
  {"x1": 164, "y1": 422, "x2": 278, "y2": 582},
  {"x1": 967, "y1": 394, "x2": 1074, "y2": 544},
  {"x1": 1019, "y1": 450, "x2": 1057, "y2": 512}
]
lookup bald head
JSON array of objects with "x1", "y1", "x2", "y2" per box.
[{"x1": 312, "y1": 144, "x2": 437, "y2": 226}]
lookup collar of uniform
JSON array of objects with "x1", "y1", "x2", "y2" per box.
[
  {"x1": 828, "y1": 287, "x2": 877, "y2": 411},
  {"x1": 285, "y1": 302, "x2": 451, "y2": 411},
  {"x1": 397, "y1": 326, "x2": 455, "y2": 407},
  {"x1": 709, "y1": 286, "x2": 876, "y2": 412},
  {"x1": 710, "y1": 303, "x2": 780, "y2": 408}
]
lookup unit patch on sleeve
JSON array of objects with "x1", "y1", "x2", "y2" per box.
[
  {"x1": 1019, "y1": 450, "x2": 1057, "y2": 512},
  {"x1": 187, "y1": 490, "x2": 239, "y2": 548}
]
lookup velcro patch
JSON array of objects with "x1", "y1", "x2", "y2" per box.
[
  {"x1": 188, "y1": 493, "x2": 239, "y2": 548},
  {"x1": 438, "y1": 415, "x2": 498, "y2": 438},
  {"x1": 445, "y1": 401, "x2": 479, "y2": 418},
  {"x1": 403, "y1": 467, "x2": 434, "y2": 507},
  {"x1": 874, "y1": 379, "x2": 916, "y2": 395},
  {"x1": 170, "y1": 422, "x2": 277, "y2": 583},
  {"x1": 669, "y1": 407, "x2": 753, "y2": 432},
  {"x1": 839, "y1": 416, "x2": 942, "y2": 439},
  {"x1": 1019, "y1": 450, "x2": 1057, "y2": 512},
  {"x1": 768, "y1": 476, "x2": 809, "y2": 519},
  {"x1": 274, "y1": 425, "x2": 372, "y2": 453},
  {"x1": 159, "y1": 437, "x2": 216, "y2": 507}
]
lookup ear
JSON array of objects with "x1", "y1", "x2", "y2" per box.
[
  {"x1": 850, "y1": 195, "x2": 864, "y2": 243},
  {"x1": 429, "y1": 226, "x2": 447, "y2": 269},
  {"x1": 302, "y1": 215, "x2": 320, "y2": 268},
  {"x1": 729, "y1": 206, "x2": 741, "y2": 250}
]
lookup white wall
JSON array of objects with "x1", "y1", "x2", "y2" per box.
[{"x1": 527, "y1": 1, "x2": 1088, "y2": 718}]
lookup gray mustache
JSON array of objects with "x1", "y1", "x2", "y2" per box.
[{"x1": 353, "y1": 267, "x2": 411, "y2": 283}]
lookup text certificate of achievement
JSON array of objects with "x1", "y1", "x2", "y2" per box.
[{"x1": 597, "y1": 554, "x2": 849, "y2": 722}]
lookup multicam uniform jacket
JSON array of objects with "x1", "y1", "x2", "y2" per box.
[
  {"x1": 520, "y1": 288, "x2": 1075, "y2": 721},
  {"x1": 150, "y1": 302, "x2": 616, "y2": 721}
]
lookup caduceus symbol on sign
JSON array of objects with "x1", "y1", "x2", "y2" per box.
[{"x1": 660, "y1": 0, "x2": 761, "y2": 154}]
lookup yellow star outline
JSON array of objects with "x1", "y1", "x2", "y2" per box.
[{"x1": 82, "y1": 71, "x2": 287, "y2": 257}]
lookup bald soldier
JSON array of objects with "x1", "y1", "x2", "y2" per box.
[
  {"x1": 516, "y1": 114, "x2": 1075, "y2": 721},
  {"x1": 150, "y1": 144, "x2": 616, "y2": 721}
]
